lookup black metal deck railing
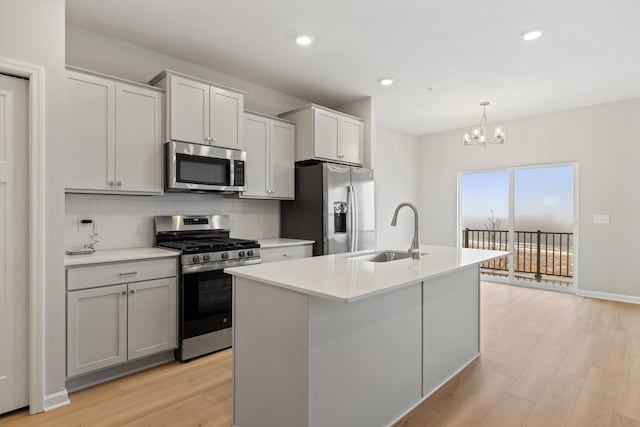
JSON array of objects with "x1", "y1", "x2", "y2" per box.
[{"x1": 462, "y1": 228, "x2": 574, "y2": 281}]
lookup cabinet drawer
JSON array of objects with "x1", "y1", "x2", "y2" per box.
[
  {"x1": 67, "y1": 258, "x2": 177, "y2": 291},
  {"x1": 261, "y1": 245, "x2": 312, "y2": 264}
]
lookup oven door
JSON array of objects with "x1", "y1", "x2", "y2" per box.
[
  {"x1": 166, "y1": 141, "x2": 246, "y2": 192},
  {"x1": 182, "y1": 268, "x2": 232, "y2": 339}
]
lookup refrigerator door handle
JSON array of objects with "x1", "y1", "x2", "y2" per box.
[
  {"x1": 350, "y1": 185, "x2": 358, "y2": 252},
  {"x1": 346, "y1": 186, "x2": 353, "y2": 252}
]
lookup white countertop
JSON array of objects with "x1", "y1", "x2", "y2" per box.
[
  {"x1": 65, "y1": 247, "x2": 180, "y2": 267},
  {"x1": 259, "y1": 238, "x2": 315, "y2": 249},
  {"x1": 226, "y1": 245, "x2": 509, "y2": 303}
]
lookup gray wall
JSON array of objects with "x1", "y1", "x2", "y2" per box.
[
  {"x1": 376, "y1": 125, "x2": 419, "y2": 249},
  {"x1": 0, "y1": 0, "x2": 67, "y2": 398},
  {"x1": 66, "y1": 25, "x2": 309, "y2": 116},
  {"x1": 418, "y1": 98, "x2": 640, "y2": 298}
]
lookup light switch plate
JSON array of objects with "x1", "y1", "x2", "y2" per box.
[{"x1": 593, "y1": 214, "x2": 609, "y2": 224}]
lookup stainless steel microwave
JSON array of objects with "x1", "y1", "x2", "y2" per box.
[{"x1": 166, "y1": 141, "x2": 246, "y2": 192}]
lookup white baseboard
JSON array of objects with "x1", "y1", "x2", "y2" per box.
[
  {"x1": 577, "y1": 289, "x2": 640, "y2": 305},
  {"x1": 43, "y1": 389, "x2": 70, "y2": 412}
]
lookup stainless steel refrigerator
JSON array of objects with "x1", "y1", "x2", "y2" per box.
[{"x1": 281, "y1": 163, "x2": 375, "y2": 256}]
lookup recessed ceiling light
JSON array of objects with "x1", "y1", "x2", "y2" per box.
[
  {"x1": 295, "y1": 35, "x2": 315, "y2": 46},
  {"x1": 379, "y1": 78, "x2": 395, "y2": 86},
  {"x1": 522, "y1": 29, "x2": 542, "y2": 41}
]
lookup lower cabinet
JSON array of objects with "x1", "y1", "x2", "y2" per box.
[
  {"x1": 260, "y1": 244, "x2": 313, "y2": 263},
  {"x1": 67, "y1": 284, "x2": 128, "y2": 377},
  {"x1": 66, "y1": 260, "x2": 177, "y2": 378}
]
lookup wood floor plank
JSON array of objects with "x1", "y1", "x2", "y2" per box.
[
  {"x1": 508, "y1": 343, "x2": 568, "y2": 401},
  {"x1": 565, "y1": 366, "x2": 624, "y2": 427},
  {"x1": 522, "y1": 372, "x2": 584, "y2": 427},
  {"x1": 479, "y1": 393, "x2": 534, "y2": 427}
]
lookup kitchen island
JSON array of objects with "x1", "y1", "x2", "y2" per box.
[{"x1": 225, "y1": 245, "x2": 508, "y2": 427}]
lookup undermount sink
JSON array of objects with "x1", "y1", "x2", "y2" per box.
[{"x1": 350, "y1": 251, "x2": 425, "y2": 263}]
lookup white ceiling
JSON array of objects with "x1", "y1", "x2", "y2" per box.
[{"x1": 66, "y1": 0, "x2": 640, "y2": 135}]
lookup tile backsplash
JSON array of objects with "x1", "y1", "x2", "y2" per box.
[{"x1": 65, "y1": 193, "x2": 280, "y2": 250}]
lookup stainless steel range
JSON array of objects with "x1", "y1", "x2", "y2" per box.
[{"x1": 154, "y1": 215, "x2": 261, "y2": 361}]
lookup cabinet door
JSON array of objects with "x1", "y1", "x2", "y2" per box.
[
  {"x1": 115, "y1": 83, "x2": 163, "y2": 193},
  {"x1": 127, "y1": 278, "x2": 177, "y2": 360},
  {"x1": 340, "y1": 116, "x2": 363, "y2": 165},
  {"x1": 313, "y1": 108, "x2": 340, "y2": 161},
  {"x1": 65, "y1": 70, "x2": 115, "y2": 191},
  {"x1": 210, "y1": 87, "x2": 244, "y2": 150},
  {"x1": 169, "y1": 75, "x2": 210, "y2": 144},
  {"x1": 67, "y1": 285, "x2": 127, "y2": 377},
  {"x1": 241, "y1": 113, "x2": 269, "y2": 198},
  {"x1": 269, "y1": 120, "x2": 295, "y2": 199}
]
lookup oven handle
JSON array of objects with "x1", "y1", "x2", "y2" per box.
[{"x1": 182, "y1": 258, "x2": 262, "y2": 274}]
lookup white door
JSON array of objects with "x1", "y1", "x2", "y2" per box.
[
  {"x1": 65, "y1": 70, "x2": 115, "y2": 191},
  {"x1": 169, "y1": 75, "x2": 210, "y2": 145},
  {"x1": 67, "y1": 285, "x2": 128, "y2": 377},
  {"x1": 269, "y1": 120, "x2": 295, "y2": 199},
  {"x1": 0, "y1": 74, "x2": 29, "y2": 414},
  {"x1": 313, "y1": 108, "x2": 340, "y2": 161},
  {"x1": 209, "y1": 87, "x2": 243, "y2": 149},
  {"x1": 115, "y1": 82, "x2": 163, "y2": 193},
  {"x1": 127, "y1": 278, "x2": 177, "y2": 360},
  {"x1": 241, "y1": 113, "x2": 269, "y2": 198},
  {"x1": 340, "y1": 117, "x2": 363, "y2": 165}
]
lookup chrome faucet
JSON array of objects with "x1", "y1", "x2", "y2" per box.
[{"x1": 391, "y1": 202, "x2": 421, "y2": 259}]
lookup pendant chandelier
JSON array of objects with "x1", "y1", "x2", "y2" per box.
[{"x1": 463, "y1": 101, "x2": 505, "y2": 146}]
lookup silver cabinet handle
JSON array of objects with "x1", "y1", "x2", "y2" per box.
[
  {"x1": 130, "y1": 289, "x2": 137, "y2": 294},
  {"x1": 121, "y1": 290, "x2": 127, "y2": 295},
  {"x1": 109, "y1": 181, "x2": 115, "y2": 187},
  {"x1": 118, "y1": 271, "x2": 138, "y2": 276},
  {"x1": 205, "y1": 136, "x2": 210, "y2": 143},
  {"x1": 116, "y1": 181, "x2": 122, "y2": 187}
]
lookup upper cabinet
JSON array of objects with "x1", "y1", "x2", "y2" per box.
[
  {"x1": 241, "y1": 112, "x2": 295, "y2": 200},
  {"x1": 280, "y1": 104, "x2": 364, "y2": 166},
  {"x1": 150, "y1": 71, "x2": 244, "y2": 150},
  {"x1": 65, "y1": 68, "x2": 164, "y2": 194}
]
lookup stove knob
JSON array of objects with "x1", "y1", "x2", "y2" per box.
[
  {"x1": 221, "y1": 252, "x2": 229, "y2": 260},
  {"x1": 238, "y1": 251, "x2": 245, "y2": 258},
  {"x1": 247, "y1": 249, "x2": 254, "y2": 257},
  {"x1": 203, "y1": 254, "x2": 211, "y2": 262},
  {"x1": 192, "y1": 255, "x2": 201, "y2": 263}
]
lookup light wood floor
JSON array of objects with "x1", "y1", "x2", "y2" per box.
[{"x1": 2, "y1": 282, "x2": 639, "y2": 427}]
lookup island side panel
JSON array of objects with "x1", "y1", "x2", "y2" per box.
[
  {"x1": 233, "y1": 277, "x2": 310, "y2": 427},
  {"x1": 422, "y1": 265, "x2": 480, "y2": 397},
  {"x1": 307, "y1": 282, "x2": 422, "y2": 427}
]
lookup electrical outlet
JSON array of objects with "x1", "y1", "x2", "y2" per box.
[{"x1": 593, "y1": 214, "x2": 609, "y2": 224}]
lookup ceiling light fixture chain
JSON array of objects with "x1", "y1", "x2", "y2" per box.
[{"x1": 463, "y1": 101, "x2": 505, "y2": 147}]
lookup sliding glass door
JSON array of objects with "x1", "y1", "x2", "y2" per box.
[{"x1": 459, "y1": 164, "x2": 577, "y2": 291}]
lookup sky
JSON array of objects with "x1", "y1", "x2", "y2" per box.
[{"x1": 461, "y1": 166, "x2": 574, "y2": 232}]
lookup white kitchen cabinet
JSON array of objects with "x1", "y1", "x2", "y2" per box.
[
  {"x1": 339, "y1": 116, "x2": 364, "y2": 165},
  {"x1": 67, "y1": 284, "x2": 128, "y2": 377},
  {"x1": 115, "y1": 82, "x2": 163, "y2": 193},
  {"x1": 241, "y1": 112, "x2": 295, "y2": 200},
  {"x1": 260, "y1": 244, "x2": 313, "y2": 263},
  {"x1": 65, "y1": 67, "x2": 164, "y2": 194},
  {"x1": 279, "y1": 104, "x2": 364, "y2": 166},
  {"x1": 66, "y1": 70, "x2": 115, "y2": 192},
  {"x1": 151, "y1": 70, "x2": 245, "y2": 150},
  {"x1": 127, "y1": 278, "x2": 177, "y2": 360},
  {"x1": 168, "y1": 74, "x2": 210, "y2": 145},
  {"x1": 313, "y1": 108, "x2": 341, "y2": 160},
  {"x1": 66, "y1": 257, "x2": 178, "y2": 378}
]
